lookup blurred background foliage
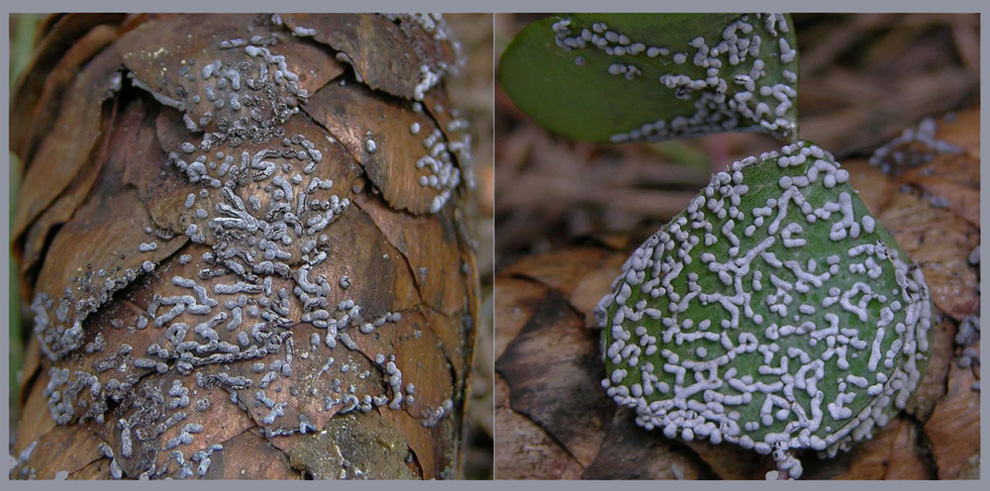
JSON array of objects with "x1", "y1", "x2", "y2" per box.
[{"x1": 446, "y1": 13, "x2": 495, "y2": 480}]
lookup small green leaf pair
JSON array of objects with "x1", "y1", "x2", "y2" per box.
[{"x1": 500, "y1": 14, "x2": 933, "y2": 479}]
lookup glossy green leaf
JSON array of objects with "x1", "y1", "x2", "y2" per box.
[
  {"x1": 500, "y1": 13, "x2": 800, "y2": 144},
  {"x1": 595, "y1": 141, "x2": 933, "y2": 477}
]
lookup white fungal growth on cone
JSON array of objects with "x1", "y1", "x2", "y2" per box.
[
  {"x1": 413, "y1": 64, "x2": 443, "y2": 101},
  {"x1": 550, "y1": 13, "x2": 799, "y2": 143},
  {"x1": 382, "y1": 13, "x2": 466, "y2": 88},
  {"x1": 415, "y1": 125, "x2": 464, "y2": 213},
  {"x1": 20, "y1": 14, "x2": 469, "y2": 480},
  {"x1": 595, "y1": 141, "x2": 933, "y2": 478}
]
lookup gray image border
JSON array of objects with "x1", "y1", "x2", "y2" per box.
[{"x1": 3, "y1": 0, "x2": 986, "y2": 488}]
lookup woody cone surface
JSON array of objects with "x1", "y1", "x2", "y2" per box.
[{"x1": 11, "y1": 13, "x2": 478, "y2": 479}]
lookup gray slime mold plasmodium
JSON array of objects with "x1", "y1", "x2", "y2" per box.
[{"x1": 595, "y1": 141, "x2": 933, "y2": 479}]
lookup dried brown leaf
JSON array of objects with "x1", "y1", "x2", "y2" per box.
[
  {"x1": 803, "y1": 416, "x2": 932, "y2": 480},
  {"x1": 899, "y1": 153, "x2": 980, "y2": 228},
  {"x1": 924, "y1": 349, "x2": 981, "y2": 479},
  {"x1": 493, "y1": 375, "x2": 583, "y2": 479},
  {"x1": 879, "y1": 191, "x2": 979, "y2": 320},
  {"x1": 495, "y1": 287, "x2": 613, "y2": 467},
  {"x1": 802, "y1": 69, "x2": 977, "y2": 158},
  {"x1": 904, "y1": 316, "x2": 957, "y2": 421},
  {"x1": 568, "y1": 252, "x2": 625, "y2": 327},
  {"x1": 883, "y1": 419, "x2": 935, "y2": 480},
  {"x1": 582, "y1": 408, "x2": 706, "y2": 480},
  {"x1": 501, "y1": 247, "x2": 609, "y2": 296},
  {"x1": 492, "y1": 278, "x2": 547, "y2": 361},
  {"x1": 682, "y1": 438, "x2": 761, "y2": 480},
  {"x1": 935, "y1": 106, "x2": 980, "y2": 158},
  {"x1": 842, "y1": 159, "x2": 895, "y2": 217}
]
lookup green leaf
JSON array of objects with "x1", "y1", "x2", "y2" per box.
[
  {"x1": 499, "y1": 13, "x2": 800, "y2": 144},
  {"x1": 596, "y1": 141, "x2": 932, "y2": 476},
  {"x1": 11, "y1": 14, "x2": 39, "y2": 84}
]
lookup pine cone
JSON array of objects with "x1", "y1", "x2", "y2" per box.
[{"x1": 11, "y1": 13, "x2": 478, "y2": 480}]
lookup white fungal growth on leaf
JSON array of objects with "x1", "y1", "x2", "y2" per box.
[
  {"x1": 595, "y1": 141, "x2": 933, "y2": 476},
  {"x1": 550, "y1": 14, "x2": 799, "y2": 143}
]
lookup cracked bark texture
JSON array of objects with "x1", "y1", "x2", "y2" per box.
[
  {"x1": 11, "y1": 13, "x2": 478, "y2": 480},
  {"x1": 493, "y1": 107, "x2": 979, "y2": 480}
]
